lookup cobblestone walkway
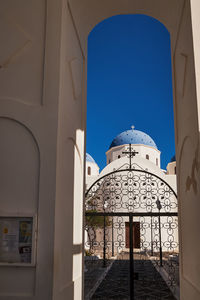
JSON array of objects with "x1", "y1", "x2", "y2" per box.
[
  {"x1": 84, "y1": 260, "x2": 113, "y2": 299},
  {"x1": 91, "y1": 259, "x2": 176, "y2": 300}
]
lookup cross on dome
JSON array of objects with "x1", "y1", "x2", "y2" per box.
[
  {"x1": 131, "y1": 125, "x2": 135, "y2": 130},
  {"x1": 122, "y1": 143, "x2": 139, "y2": 169}
]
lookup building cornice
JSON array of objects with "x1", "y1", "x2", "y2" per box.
[{"x1": 106, "y1": 144, "x2": 161, "y2": 155}]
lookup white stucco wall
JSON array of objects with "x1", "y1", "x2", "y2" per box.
[
  {"x1": 86, "y1": 155, "x2": 177, "y2": 195},
  {"x1": 106, "y1": 144, "x2": 161, "y2": 168},
  {"x1": 102, "y1": 155, "x2": 163, "y2": 178},
  {"x1": 85, "y1": 161, "x2": 99, "y2": 177}
]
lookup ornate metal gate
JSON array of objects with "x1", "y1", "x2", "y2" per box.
[{"x1": 85, "y1": 159, "x2": 178, "y2": 299}]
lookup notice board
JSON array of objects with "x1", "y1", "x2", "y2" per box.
[{"x1": 0, "y1": 217, "x2": 34, "y2": 264}]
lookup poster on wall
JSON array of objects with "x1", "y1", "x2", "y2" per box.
[{"x1": 0, "y1": 217, "x2": 33, "y2": 264}]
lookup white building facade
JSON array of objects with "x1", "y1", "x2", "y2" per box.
[
  {"x1": 86, "y1": 127, "x2": 176, "y2": 192},
  {"x1": 86, "y1": 127, "x2": 177, "y2": 254}
]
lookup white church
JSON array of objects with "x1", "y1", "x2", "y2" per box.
[
  {"x1": 86, "y1": 126, "x2": 176, "y2": 192},
  {"x1": 85, "y1": 127, "x2": 178, "y2": 254}
]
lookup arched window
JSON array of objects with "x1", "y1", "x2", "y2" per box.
[
  {"x1": 118, "y1": 155, "x2": 121, "y2": 159},
  {"x1": 156, "y1": 158, "x2": 158, "y2": 166},
  {"x1": 88, "y1": 166, "x2": 91, "y2": 175},
  {"x1": 146, "y1": 154, "x2": 149, "y2": 160},
  {"x1": 109, "y1": 159, "x2": 111, "y2": 164}
]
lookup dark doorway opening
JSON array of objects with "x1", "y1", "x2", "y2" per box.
[{"x1": 125, "y1": 222, "x2": 140, "y2": 249}]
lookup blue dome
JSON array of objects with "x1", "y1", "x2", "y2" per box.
[
  {"x1": 109, "y1": 128, "x2": 157, "y2": 149},
  {"x1": 86, "y1": 153, "x2": 96, "y2": 163}
]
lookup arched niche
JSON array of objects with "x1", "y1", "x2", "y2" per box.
[{"x1": 0, "y1": 117, "x2": 40, "y2": 214}]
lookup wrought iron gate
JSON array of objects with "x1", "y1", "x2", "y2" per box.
[{"x1": 85, "y1": 168, "x2": 178, "y2": 300}]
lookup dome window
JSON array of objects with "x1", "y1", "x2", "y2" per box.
[
  {"x1": 146, "y1": 154, "x2": 149, "y2": 160},
  {"x1": 88, "y1": 166, "x2": 91, "y2": 175},
  {"x1": 118, "y1": 155, "x2": 121, "y2": 159}
]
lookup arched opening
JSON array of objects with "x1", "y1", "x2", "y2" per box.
[
  {"x1": 85, "y1": 14, "x2": 177, "y2": 299},
  {"x1": 87, "y1": 15, "x2": 175, "y2": 171},
  {"x1": 87, "y1": 166, "x2": 91, "y2": 175}
]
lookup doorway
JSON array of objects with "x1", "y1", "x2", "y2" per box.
[{"x1": 125, "y1": 222, "x2": 140, "y2": 249}]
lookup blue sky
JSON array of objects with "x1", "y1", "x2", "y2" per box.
[{"x1": 86, "y1": 14, "x2": 175, "y2": 170}]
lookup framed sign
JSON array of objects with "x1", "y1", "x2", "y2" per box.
[{"x1": 0, "y1": 216, "x2": 36, "y2": 265}]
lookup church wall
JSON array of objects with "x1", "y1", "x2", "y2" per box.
[
  {"x1": 85, "y1": 161, "x2": 99, "y2": 177},
  {"x1": 87, "y1": 215, "x2": 179, "y2": 257},
  {"x1": 107, "y1": 144, "x2": 160, "y2": 168},
  {"x1": 173, "y1": 0, "x2": 200, "y2": 298},
  {"x1": 99, "y1": 156, "x2": 177, "y2": 196},
  {"x1": 85, "y1": 176, "x2": 99, "y2": 191},
  {"x1": 164, "y1": 174, "x2": 177, "y2": 193},
  {"x1": 101, "y1": 156, "x2": 166, "y2": 179},
  {"x1": 107, "y1": 145, "x2": 124, "y2": 163},
  {"x1": 139, "y1": 145, "x2": 161, "y2": 168}
]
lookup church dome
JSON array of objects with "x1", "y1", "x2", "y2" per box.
[
  {"x1": 86, "y1": 153, "x2": 96, "y2": 163},
  {"x1": 109, "y1": 127, "x2": 157, "y2": 149}
]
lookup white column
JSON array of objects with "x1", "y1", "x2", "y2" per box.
[{"x1": 174, "y1": 0, "x2": 200, "y2": 299}]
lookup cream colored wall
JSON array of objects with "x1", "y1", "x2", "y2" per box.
[
  {"x1": 0, "y1": 0, "x2": 86, "y2": 299},
  {"x1": 69, "y1": 0, "x2": 184, "y2": 55},
  {"x1": 173, "y1": 1, "x2": 200, "y2": 299},
  {"x1": 0, "y1": 0, "x2": 60, "y2": 298},
  {"x1": 53, "y1": 1, "x2": 86, "y2": 300}
]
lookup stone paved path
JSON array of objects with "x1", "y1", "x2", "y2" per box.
[
  {"x1": 84, "y1": 259, "x2": 113, "y2": 299},
  {"x1": 91, "y1": 258, "x2": 176, "y2": 300}
]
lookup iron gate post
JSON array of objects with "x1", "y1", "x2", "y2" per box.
[
  {"x1": 158, "y1": 214, "x2": 163, "y2": 267},
  {"x1": 129, "y1": 214, "x2": 134, "y2": 300},
  {"x1": 151, "y1": 216, "x2": 154, "y2": 256},
  {"x1": 156, "y1": 199, "x2": 163, "y2": 267},
  {"x1": 112, "y1": 217, "x2": 114, "y2": 256},
  {"x1": 103, "y1": 215, "x2": 106, "y2": 267}
]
